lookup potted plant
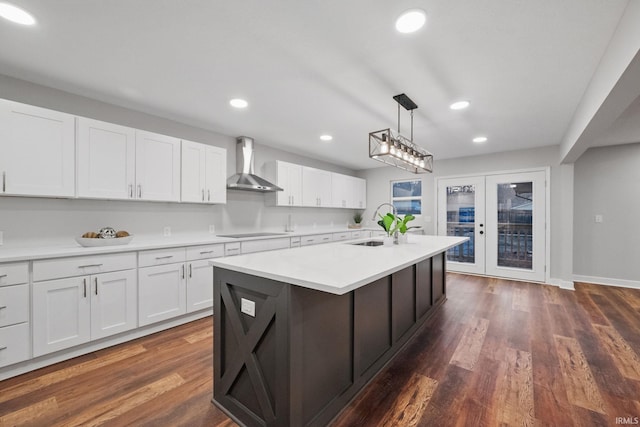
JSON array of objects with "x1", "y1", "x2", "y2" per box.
[
  {"x1": 349, "y1": 211, "x2": 364, "y2": 229},
  {"x1": 378, "y1": 213, "x2": 421, "y2": 244},
  {"x1": 390, "y1": 214, "x2": 420, "y2": 243},
  {"x1": 377, "y1": 213, "x2": 397, "y2": 245}
]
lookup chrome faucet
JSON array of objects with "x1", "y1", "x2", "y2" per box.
[{"x1": 372, "y1": 203, "x2": 399, "y2": 244}]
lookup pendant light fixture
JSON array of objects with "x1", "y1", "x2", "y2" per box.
[{"x1": 369, "y1": 93, "x2": 433, "y2": 173}]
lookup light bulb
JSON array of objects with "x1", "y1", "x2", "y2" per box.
[{"x1": 381, "y1": 143, "x2": 389, "y2": 154}]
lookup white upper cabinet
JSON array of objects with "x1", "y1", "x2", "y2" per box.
[
  {"x1": 302, "y1": 166, "x2": 332, "y2": 207},
  {"x1": 331, "y1": 173, "x2": 349, "y2": 208},
  {"x1": 0, "y1": 99, "x2": 75, "y2": 197},
  {"x1": 77, "y1": 117, "x2": 136, "y2": 199},
  {"x1": 353, "y1": 176, "x2": 367, "y2": 209},
  {"x1": 265, "y1": 161, "x2": 302, "y2": 206},
  {"x1": 135, "y1": 130, "x2": 181, "y2": 202},
  {"x1": 181, "y1": 140, "x2": 226, "y2": 204}
]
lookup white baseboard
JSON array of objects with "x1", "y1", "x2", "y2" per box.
[
  {"x1": 548, "y1": 277, "x2": 575, "y2": 291},
  {"x1": 573, "y1": 275, "x2": 640, "y2": 290}
]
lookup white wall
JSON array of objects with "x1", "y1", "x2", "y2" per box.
[
  {"x1": 0, "y1": 75, "x2": 356, "y2": 245},
  {"x1": 573, "y1": 143, "x2": 640, "y2": 286},
  {"x1": 358, "y1": 145, "x2": 574, "y2": 284}
]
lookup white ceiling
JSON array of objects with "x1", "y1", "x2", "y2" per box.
[{"x1": 0, "y1": 0, "x2": 635, "y2": 170}]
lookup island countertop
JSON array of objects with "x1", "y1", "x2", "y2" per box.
[{"x1": 210, "y1": 234, "x2": 467, "y2": 295}]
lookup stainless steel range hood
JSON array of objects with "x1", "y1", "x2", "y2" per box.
[{"x1": 227, "y1": 136, "x2": 283, "y2": 192}]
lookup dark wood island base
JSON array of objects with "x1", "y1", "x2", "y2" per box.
[{"x1": 213, "y1": 252, "x2": 446, "y2": 427}]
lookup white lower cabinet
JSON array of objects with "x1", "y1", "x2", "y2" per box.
[
  {"x1": 186, "y1": 260, "x2": 213, "y2": 313},
  {"x1": 138, "y1": 263, "x2": 186, "y2": 326},
  {"x1": 300, "y1": 233, "x2": 333, "y2": 246},
  {"x1": 0, "y1": 323, "x2": 30, "y2": 368},
  {"x1": 32, "y1": 269, "x2": 137, "y2": 357},
  {"x1": 0, "y1": 263, "x2": 30, "y2": 367}
]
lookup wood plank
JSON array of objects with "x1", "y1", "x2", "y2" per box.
[
  {"x1": 542, "y1": 285, "x2": 562, "y2": 305},
  {"x1": 183, "y1": 327, "x2": 213, "y2": 344},
  {"x1": 58, "y1": 373, "x2": 186, "y2": 427},
  {"x1": 376, "y1": 373, "x2": 438, "y2": 427},
  {"x1": 512, "y1": 286, "x2": 530, "y2": 312},
  {"x1": 593, "y1": 325, "x2": 640, "y2": 381},
  {"x1": 553, "y1": 335, "x2": 607, "y2": 414},
  {"x1": 0, "y1": 397, "x2": 58, "y2": 426},
  {"x1": 496, "y1": 348, "x2": 535, "y2": 426},
  {"x1": 0, "y1": 344, "x2": 147, "y2": 404},
  {"x1": 449, "y1": 316, "x2": 489, "y2": 371}
]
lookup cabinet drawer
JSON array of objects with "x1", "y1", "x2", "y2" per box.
[
  {"x1": 350, "y1": 231, "x2": 368, "y2": 239},
  {"x1": 138, "y1": 248, "x2": 186, "y2": 268},
  {"x1": 300, "y1": 234, "x2": 333, "y2": 246},
  {"x1": 241, "y1": 238, "x2": 290, "y2": 254},
  {"x1": 33, "y1": 252, "x2": 137, "y2": 281},
  {"x1": 332, "y1": 232, "x2": 351, "y2": 241},
  {"x1": 0, "y1": 262, "x2": 28, "y2": 287},
  {"x1": 224, "y1": 242, "x2": 241, "y2": 257},
  {"x1": 0, "y1": 284, "x2": 29, "y2": 327},
  {"x1": 0, "y1": 322, "x2": 30, "y2": 368},
  {"x1": 186, "y1": 244, "x2": 224, "y2": 261}
]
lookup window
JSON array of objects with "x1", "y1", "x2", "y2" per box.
[{"x1": 391, "y1": 179, "x2": 422, "y2": 215}]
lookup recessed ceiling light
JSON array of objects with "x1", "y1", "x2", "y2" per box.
[
  {"x1": 450, "y1": 100, "x2": 470, "y2": 110},
  {"x1": 229, "y1": 98, "x2": 248, "y2": 109},
  {"x1": 473, "y1": 136, "x2": 488, "y2": 143},
  {"x1": 0, "y1": 2, "x2": 35, "y2": 25},
  {"x1": 320, "y1": 134, "x2": 333, "y2": 142},
  {"x1": 395, "y1": 9, "x2": 426, "y2": 34}
]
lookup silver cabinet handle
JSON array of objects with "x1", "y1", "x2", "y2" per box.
[
  {"x1": 0, "y1": 274, "x2": 7, "y2": 278},
  {"x1": 155, "y1": 255, "x2": 173, "y2": 260},
  {"x1": 202, "y1": 189, "x2": 205, "y2": 201},
  {"x1": 0, "y1": 346, "x2": 7, "y2": 351},
  {"x1": 182, "y1": 264, "x2": 185, "y2": 279},
  {"x1": 2, "y1": 171, "x2": 5, "y2": 193},
  {"x1": 199, "y1": 250, "x2": 214, "y2": 254},
  {"x1": 78, "y1": 263, "x2": 103, "y2": 269},
  {"x1": 138, "y1": 184, "x2": 142, "y2": 198},
  {"x1": 95, "y1": 277, "x2": 98, "y2": 295},
  {"x1": 129, "y1": 184, "x2": 133, "y2": 198},
  {"x1": 0, "y1": 305, "x2": 7, "y2": 310},
  {"x1": 189, "y1": 263, "x2": 192, "y2": 278},
  {"x1": 83, "y1": 278, "x2": 87, "y2": 298},
  {"x1": 208, "y1": 189, "x2": 211, "y2": 201}
]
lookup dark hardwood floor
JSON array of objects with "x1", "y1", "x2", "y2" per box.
[{"x1": 1, "y1": 273, "x2": 639, "y2": 426}]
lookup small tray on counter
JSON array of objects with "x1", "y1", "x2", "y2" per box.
[{"x1": 75, "y1": 236, "x2": 134, "y2": 247}]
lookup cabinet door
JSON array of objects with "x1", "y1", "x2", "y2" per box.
[
  {"x1": 186, "y1": 260, "x2": 213, "y2": 313},
  {"x1": 0, "y1": 100, "x2": 75, "y2": 197},
  {"x1": 355, "y1": 177, "x2": 367, "y2": 209},
  {"x1": 331, "y1": 173, "x2": 349, "y2": 208},
  {"x1": 135, "y1": 130, "x2": 181, "y2": 202},
  {"x1": 91, "y1": 270, "x2": 137, "y2": 340},
  {"x1": 33, "y1": 277, "x2": 91, "y2": 357},
  {"x1": 204, "y1": 145, "x2": 226, "y2": 204},
  {"x1": 302, "y1": 167, "x2": 332, "y2": 207},
  {"x1": 277, "y1": 162, "x2": 302, "y2": 206},
  {"x1": 77, "y1": 118, "x2": 136, "y2": 199},
  {"x1": 138, "y1": 263, "x2": 186, "y2": 326},
  {"x1": 181, "y1": 140, "x2": 206, "y2": 203}
]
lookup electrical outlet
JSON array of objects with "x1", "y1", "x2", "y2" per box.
[
  {"x1": 241, "y1": 298, "x2": 256, "y2": 317},
  {"x1": 0, "y1": 230, "x2": 3, "y2": 245},
  {"x1": 163, "y1": 226, "x2": 171, "y2": 237},
  {"x1": 595, "y1": 215, "x2": 603, "y2": 223},
  {"x1": 209, "y1": 224, "x2": 215, "y2": 234}
]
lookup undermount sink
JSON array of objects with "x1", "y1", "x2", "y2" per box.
[{"x1": 351, "y1": 240, "x2": 384, "y2": 247}]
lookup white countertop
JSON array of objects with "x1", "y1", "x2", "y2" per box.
[
  {"x1": 210, "y1": 234, "x2": 467, "y2": 295},
  {"x1": 0, "y1": 227, "x2": 373, "y2": 263}
]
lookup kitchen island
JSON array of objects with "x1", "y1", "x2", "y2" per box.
[{"x1": 210, "y1": 235, "x2": 466, "y2": 427}]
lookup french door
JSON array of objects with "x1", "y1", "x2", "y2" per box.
[{"x1": 437, "y1": 170, "x2": 547, "y2": 282}]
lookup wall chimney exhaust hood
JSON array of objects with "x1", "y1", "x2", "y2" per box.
[{"x1": 227, "y1": 136, "x2": 283, "y2": 192}]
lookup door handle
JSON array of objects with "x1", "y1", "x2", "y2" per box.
[
  {"x1": 95, "y1": 277, "x2": 98, "y2": 295},
  {"x1": 129, "y1": 184, "x2": 133, "y2": 198},
  {"x1": 2, "y1": 171, "x2": 5, "y2": 193},
  {"x1": 208, "y1": 190, "x2": 211, "y2": 201},
  {"x1": 189, "y1": 263, "x2": 192, "y2": 278},
  {"x1": 479, "y1": 224, "x2": 484, "y2": 227},
  {"x1": 479, "y1": 231, "x2": 484, "y2": 235},
  {"x1": 83, "y1": 278, "x2": 87, "y2": 298},
  {"x1": 202, "y1": 189, "x2": 205, "y2": 201},
  {"x1": 138, "y1": 184, "x2": 142, "y2": 198},
  {"x1": 182, "y1": 264, "x2": 185, "y2": 279}
]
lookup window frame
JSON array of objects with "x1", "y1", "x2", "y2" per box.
[{"x1": 390, "y1": 178, "x2": 423, "y2": 217}]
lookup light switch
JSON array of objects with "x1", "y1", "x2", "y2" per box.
[
  {"x1": 595, "y1": 215, "x2": 603, "y2": 223},
  {"x1": 241, "y1": 298, "x2": 256, "y2": 317}
]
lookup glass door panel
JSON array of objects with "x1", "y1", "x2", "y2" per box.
[
  {"x1": 486, "y1": 171, "x2": 546, "y2": 282},
  {"x1": 437, "y1": 176, "x2": 485, "y2": 275}
]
